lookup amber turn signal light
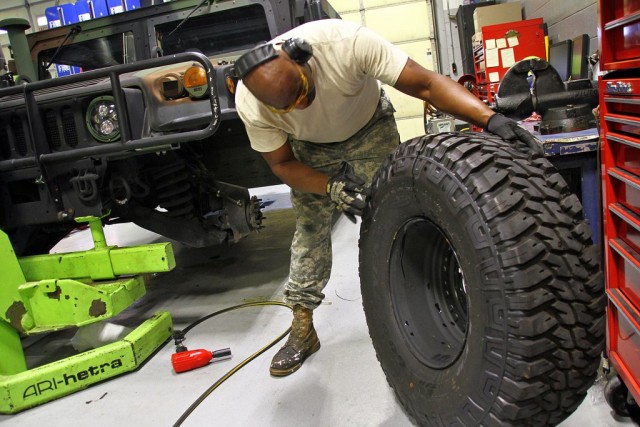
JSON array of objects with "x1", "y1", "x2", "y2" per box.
[
  {"x1": 226, "y1": 75, "x2": 236, "y2": 94},
  {"x1": 183, "y1": 65, "x2": 208, "y2": 98}
]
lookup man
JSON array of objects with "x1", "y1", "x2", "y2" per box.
[{"x1": 234, "y1": 19, "x2": 538, "y2": 377}]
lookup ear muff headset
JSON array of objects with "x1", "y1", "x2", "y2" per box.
[
  {"x1": 282, "y1": 38, "x2": 313, "y2": 64},
  {"x1": 234, "y1": 38, "x2": 313, "y2": 79}
]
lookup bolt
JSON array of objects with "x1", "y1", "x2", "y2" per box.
[{"x1": 57, "y1": 209, "x2": 74, "y2": 221}]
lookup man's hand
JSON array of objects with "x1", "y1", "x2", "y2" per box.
[
  {"x1": 486, "y1": 113, "x2": 543, "y2": 155},
  {"x1": 326, "y1": 164, "x2": 370, "y2": 223}
]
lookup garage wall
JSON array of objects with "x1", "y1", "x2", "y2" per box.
[
  {"x1": 0, "y1": 0, "x2": 50, "y2": 29},
  {"x1": 0, "y1": 0, "x2": 57, "y2": 64},
  {"x1": 509, "y1": 0, "x2": 598, "y2": 53},
  {"x1": 437, "y1": 0, "x2": 599, "y2": 76},
  {"x1": 329, "y1": 0, "x2": 437, "y2": 141}
]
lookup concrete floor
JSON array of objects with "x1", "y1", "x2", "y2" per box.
[{"x1": 1, "y1": 185, "x2": 638, "y2": 427}]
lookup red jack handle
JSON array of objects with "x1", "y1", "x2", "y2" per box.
[{"x1": 172, "y1": 348, "x2": 231, "y2": 373}]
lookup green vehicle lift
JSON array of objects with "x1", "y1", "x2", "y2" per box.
[{"x1": 0, "y1": 216, "x2": 175, "y2": 414}]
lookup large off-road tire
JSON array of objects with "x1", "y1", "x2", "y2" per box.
[{"x1": 359, "y1": 132, "x2": 605, "y2": 426}]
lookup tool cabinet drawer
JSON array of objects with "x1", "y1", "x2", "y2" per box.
[
  {"x1": 600, "y1": 1, "x2": 640, "y2": 69},
  {"x1": 610, "y1": 203, "x2": 640, "y2": 254},
  {"x1": 604, "y1": 114, "x2": 640, "y2": 140},
  {"x1": 604, "y1": 94, "x2": 640, "y2": 117},
  {"x1": 605, "y1": 133, "x2": 640, "y2": 176},
  {"x1": 608, "y1": 237, "x2": 640, "y2": 308},
  {"x1": 607, "y1": 294, "x2": 640, "y2": 401},
  {"x1": 602, "y1": 79, "x2": 640, "y2": 121},
  {"x1": 607, "y1": 167, "x2": 640, "y2": 216}
]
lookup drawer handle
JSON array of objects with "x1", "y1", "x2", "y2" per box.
[
  {"x1": 609, "y1": 167, "x2": 640, "y2": 191},
  {"x1": 610, "y1": 238, "x2": 640, "y2": 276},
  {"x1": 605, "y1": 10, "x2": 640, "y2": 31},
  {"x1": 605, "y1": 97, "x2": 640, "y2": 105},
  {"x1": 607, "y1": 288, "x2": 640, "y2": 334},
  {"x1": 608, "y1": 133, "x2": 640, "y2": 150},
  {"x1": 610, "y1": 203, "x2": 640, "y2": 233},
  {"x1": 605, "y1": 115, "x2": 640, "y2": 127}
]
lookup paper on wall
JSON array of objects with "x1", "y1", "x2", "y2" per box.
[
  {"x1": 507, "y1": 37, "x2": 519, "y2": 47},
  {"x1": 501, "y1": 48, "x2": 516, "y2": 68},
  {"x1": 496, "y1": 38, "x2": 507, "y2": 49},
  {"x1": 485, "y1": 39, "x2": 496, "y2": 50},
  {"x1": 486, "y1": 48, "x2": 500, "y2": 68},
  {"x1": 489, "y1": 72, "x2": 500, "y2": 83}
]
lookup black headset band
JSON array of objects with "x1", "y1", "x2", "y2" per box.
[
  {"x1": 234, "y1": 38, "x2": 313, "y2": 79},
  {"x1": 234, "y1": 43, "x2": 278, "y2": 79}
]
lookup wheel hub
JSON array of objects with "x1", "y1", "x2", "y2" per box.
[{"x1": 389, "y1": 218, "x2": 469, "y2": 369}]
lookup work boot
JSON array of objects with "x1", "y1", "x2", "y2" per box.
[{"x1": 270, "y1": 305, "x2": 320, "y2": 376}]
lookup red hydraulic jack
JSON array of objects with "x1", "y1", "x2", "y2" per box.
[{"x1": 171, "y1": 330, "x2": 231, "y2": 373}]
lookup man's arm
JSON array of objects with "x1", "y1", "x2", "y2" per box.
[
  {"x1": 261, "y1": 141, "x2": 329, "y2": 195},
  {"x1": 393, "y1": 58, "x2": 541, "y2": 153},
  {"x1": 261, "y1": 141, "x2": 369, "y2": 221},
  {"x1": 393, "y1": 58, "x2": 494, "y2": 128}
]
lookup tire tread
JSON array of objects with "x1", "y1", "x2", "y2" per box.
[{"x1": 359, "y1": 132, "x2": 605, "y2": 426}]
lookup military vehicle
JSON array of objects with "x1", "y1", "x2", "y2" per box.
[{"x1": 0, "y1": 0, "x2": 337, "y2": 255}]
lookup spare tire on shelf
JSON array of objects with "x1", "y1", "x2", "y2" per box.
[{"x1": 359, "y1": 132, "x2": 605, "y2": 426}]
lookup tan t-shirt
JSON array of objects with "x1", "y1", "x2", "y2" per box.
[{"x1": 235, "y1": 19, "x2": 409, "y2": 152}]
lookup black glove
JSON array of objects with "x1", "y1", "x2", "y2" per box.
[
  {"x1": 486, "y1": 113, "x2": 543, "y2": 155},
  {"x1": 326, "y1": 164, "x2": 370, "y2": 223}
]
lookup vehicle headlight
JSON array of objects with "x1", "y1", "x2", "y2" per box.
[{"x1": 86, "y1": 96, "x2": 120, "y2": 142}]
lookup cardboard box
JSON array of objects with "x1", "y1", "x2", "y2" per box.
[
  {"x1": 473, "y1": 2, "x2": 522, "y2": 31},
  {"x1": 472, "y1": 31, "x2": 483, "y2": 46}
]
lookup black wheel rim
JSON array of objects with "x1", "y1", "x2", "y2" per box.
[{"x1": 389, "y1": 218, "x2": 469, "y2": 369}]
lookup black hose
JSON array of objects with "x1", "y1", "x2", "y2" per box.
[{"x1": 172, "y1": 301, "x2": 292, "y2": 427}]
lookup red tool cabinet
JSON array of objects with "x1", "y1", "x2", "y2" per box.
[
  {"x1": 473, "y1": 18, "x2": 546, "y2": 104},
  {"x1": 599, "y1": 0, "x2": 640, "y2": 406}
]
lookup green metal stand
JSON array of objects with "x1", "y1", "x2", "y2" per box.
[{"x1": 0, "y1": 217, "x2": 175, "y2": 414}]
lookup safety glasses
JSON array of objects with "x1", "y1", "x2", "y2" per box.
[{"x1": 265, "y1": 63, "x2": 309, "y2": 114}]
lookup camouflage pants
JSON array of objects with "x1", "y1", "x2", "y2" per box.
[{"x1": 286, "y1": 92, "x2": 400, "y2": 309}]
